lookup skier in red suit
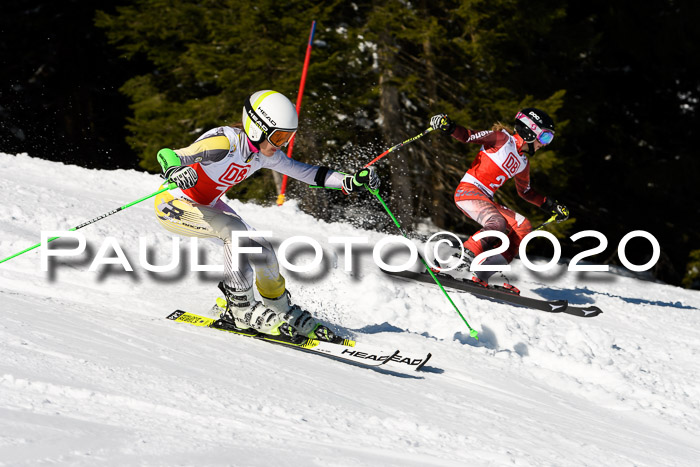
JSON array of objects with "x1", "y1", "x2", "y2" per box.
[{"x1": 429, "y1": 109, "x2": 569, "y2": 292}]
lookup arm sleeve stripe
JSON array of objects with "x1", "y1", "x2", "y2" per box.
[
  {"x1": 314, "y1": 166, "x2": 331, "y2": 187},
  {"x1": 175, "y1": 135, "x2": 230, "y2": 164}
]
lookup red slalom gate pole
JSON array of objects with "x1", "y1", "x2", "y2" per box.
[{"x1": 277, "y1": 20, "x2": 316, "y2": 206}]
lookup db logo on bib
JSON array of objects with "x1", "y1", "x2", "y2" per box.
[{"x1": 502, "y1": 153, "x2": 520, "y2": 175}]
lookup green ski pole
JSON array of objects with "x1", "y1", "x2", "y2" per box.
[
  {"x1": 0, "y1": 182, "x2": 177, "y2": 265},
  {"x1": 368, "y1": 186, "x2": 479, "y2": 340}
]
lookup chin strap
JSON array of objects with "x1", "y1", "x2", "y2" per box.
[
  {"x1": 526, "y1": 142, "x2": 535, "y2": 155},
  {"x1": 244, "y1": 135, "x2": 261, "y2": 163}
]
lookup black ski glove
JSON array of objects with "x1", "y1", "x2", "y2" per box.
[
  {"x1": 540, "y1": 198, "x2": 570, "y2": 222},
  {"x1": 165, "y1": 166, "x2": 198, "y2": 190},
  {"x1": 429, "y1": 113, "x2": 456, "y2": 134},
  {"x1": 341, "y1": 167, "x2": 380, "y2": 194}
]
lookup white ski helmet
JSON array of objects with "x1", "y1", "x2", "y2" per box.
[{"x1": 242, "y1": 90, "x2": 298, "y2": 148}]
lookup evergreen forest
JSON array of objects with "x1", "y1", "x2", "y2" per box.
[{"x1": 2, "y1": 0, "x2": 699, "y2": 287}]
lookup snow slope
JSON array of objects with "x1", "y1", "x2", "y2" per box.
[{"x1": 1, "y1": 152, "x2": 699, "y2": 466}]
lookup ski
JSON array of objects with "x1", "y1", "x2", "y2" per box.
[
  {"x1": 382, "y1": 269, "x2": 603, "y2": 318},
  {"x1": 166, "y1": 310, "x2": 432, "y2": 370}
]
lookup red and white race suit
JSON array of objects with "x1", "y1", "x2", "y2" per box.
[
  {"x1": 154, "y1": 125, "x2": 344, "y2": 298},
  {"x1": 451, "y1": 126, "x2": 547, "y2": 264},
  {"x1": 170, "y1": 125, "x2": 342, "y2": 206}
]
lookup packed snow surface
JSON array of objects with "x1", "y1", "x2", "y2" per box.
[{"x1": 1, "y1": 152, "x2": 699, "y2": 466}]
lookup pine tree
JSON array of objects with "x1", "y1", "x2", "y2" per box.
[
  {"x1": 95, "y1": 0, "x2": 700, "y2": 286},
  {"x1": 358, "y1": 0, "x2": 569, "y2": 238}
]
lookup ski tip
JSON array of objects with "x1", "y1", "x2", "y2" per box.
[
  {"x1": 579, "y1": 306, "x2": 603, "y2": 317},
  {"x1": 547, "y1": 300, "x2": 568, "y2": 313},
  {"x1": 167, "y1": 310, "x2": 186, "y2": 320},
  {"x1": 415, "y1": 353, "x2": 433, "y2": 371},
  {"x1": 564, "y1": 305, "x2": 603, "y2": 317}
]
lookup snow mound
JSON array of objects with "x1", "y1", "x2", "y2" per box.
[{"x1": 1, "y1": 152, "x2": 699, "y2": 466}]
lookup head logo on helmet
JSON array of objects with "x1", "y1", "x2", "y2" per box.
[
  {"x1": 242, "y1": 90, "x2": 298, "y2": 152},
  {"x1": 514, "y1": 107, "x2": 555, "y2": 146}
]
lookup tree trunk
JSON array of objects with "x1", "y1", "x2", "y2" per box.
[
  {"x1": 422, "y1": 33, "x2": 450, "y2": 229},
  {"x1": 378, "y1": 36, "x2": 413, "y2": 227}
]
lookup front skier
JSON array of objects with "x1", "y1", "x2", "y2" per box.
[
  {"x1": 153, "y1": 90, "x2": 378, "y2": 340},
  {"x1": 429, "y1": 109, "x2": 569, "y2": 292}
]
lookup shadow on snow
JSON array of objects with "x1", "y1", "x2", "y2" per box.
[{"x1": 532, "y1": 286, "x2": 697, "y2": 310}]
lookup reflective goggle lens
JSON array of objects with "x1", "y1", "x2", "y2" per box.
[
  {"x1": 268, "y1": 129, "x2": 296, "y2": 148},
  {"x1": 537, "y1": 130, "x2": 554, "y2": 145},
  {"x1": 517, "y1": 111, "x2": 554, "y2": 145}
]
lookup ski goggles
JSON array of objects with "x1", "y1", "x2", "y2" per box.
[
  {"x1": 244, "y1": 98, "x2": 297, "y2": 148},
  {"x1": 516, "y1": 112, "x2": 555, "y2": 145},
  {"x1": 267, "y1": 128, "x2": 296, "y2": 148}
]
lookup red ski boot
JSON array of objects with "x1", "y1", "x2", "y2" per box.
[
  {"x1": 496, "y1": 283, "x2": 521, "y2": 295},
  {"x1": 471, "y1": 276, "x2": 489, "y2": 288}
]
